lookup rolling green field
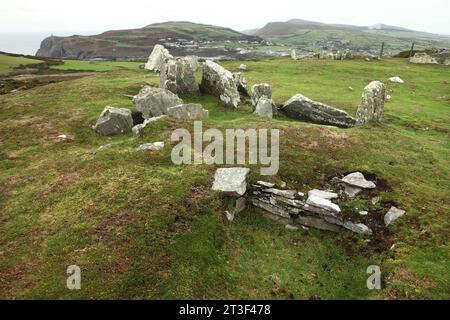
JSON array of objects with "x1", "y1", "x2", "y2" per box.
[
  {"x1": 0, "y1": 57, "x2": 449, "y2": 299},
  {"x1": 51, "y1": 60, "x2": 142, "y2": 72},
  {"x1": 0, "y1": 53, "x2": 42, "y2": 75}
]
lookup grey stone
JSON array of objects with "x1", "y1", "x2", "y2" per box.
[
  {"x1": 93, "y1": 106, "x2": 133, "y2": 136},
  {"x1": 132, "y1": 115, "x2": 167, "y2": 137},
  {"x1": 384, "y1": 206, "x2": 405, "y2": 226},
  {"x1": 182, "y1": 56, "x2": 200, "y2": 71},
  {"x1": 356, "y1": 81, "x2": 386, "y2": 125},
  {"x1": 342, "y1": 172, "x2": 376, "y2": 189},
  {"x1": 212, "y1": 167, "x2": 250, "y2": 197},
  {"x1": 256, "y1": 181, "x2": 275, "y2": 188},
  {"x1": 308, "y1": 189, "x2": 338, "y2": 200},
  {"x1": 167, "y1": 103, "x2": 209, "y2": 121},
  {"x1": 136, "y1": 141, "x2": 164, "y2": 152},
  {"x1": 389, "y1": 77, "x2": 404, "y2": 84},
  {"x1": 306, "y1": 195, "x2": 341, "y2": 214},
  {"x1": 239, "y1": 64, "x2": 247, "y2": 71},
  {"x1": 344, "y1": 185, "x2": 363, "y2": 198},
  {"x1": 250, "y1": 197, "x2": 291, "y2": 219},
  {"x1": 233, "y1": 72, "x2": 249, "y2": 97},
  {"x1": 410, "y1": 53, "x2": 439, "y2": 65},
  {"x1": 262, "y1": 188, "x2": 297, "y2": 199},
  {"x1": 251, "y1": 83, "x2": 272, "y2": 110},
  {"x1": 294, "y1": 215, "x2": 342, "y2": 232},
  {"x1": 160, "y1": 58, "x2": 199, "y2": 94},
  {"x1": 280, "y1": 94, "x2": 357, "y2": 128},
  {"x1": 344, "y1": 221, "x2": 373, "y2": 235},
  {"x1": 200, "y1": 60, "x2": 240, "y2": 109},
  {"x1": 225, "y1": 197, "x2": 246, "y2": 222},
  {"x1": 254, "y1": 97, "x2": 274, "y2": 118},
  {"x1": 145, "y1": 44, "x2": 173, "y2": 72},
  {"x1": 285, "y1": 224, "x2": 299, "y2": 231},
  {"x1": 359, "y1": 211, "x2": 369, "y2": 216},
  {"x1": 133, "y1": 86, "x2": 183, "y2": 119}
]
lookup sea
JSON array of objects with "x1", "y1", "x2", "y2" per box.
[{"x1": 0, "y1": 32, "x2": 98, "y2": 56}]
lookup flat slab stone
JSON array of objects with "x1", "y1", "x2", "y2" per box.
[
  {"x1": 167, "y1": 103, "x2": 209, "y2": 121},
  {"x1": 308, "y1": 189, "x2": 338, "y2": 200},
  {"x1": 93, "y1": 106, "x2": 133, "y2": 136},
  {"x1": 262, "y1": 188, "x2": 297, "y2": 199},
  {"x1": 212, "y1": 167, "x2": 250, "y2": 196},
  {"x1": 384, "y1": 206, "x2": 405, "y2": 226},
  {"x1": 342, "y1": 172, "x2": 376, "y2": 189},
  {"x1": 136, "y1": 141, "x2": 164, "y2": 152},
  {"x1": 344, "y1": 185, "x2": 363, "y2": 198},
  {"x1": 306, "y1": 195, "x2": 341, "y2": 214},
  {"x1": 256, "y1": 181, "x2": 275, "y2": 188},
  {"x1": 344, "y1": 221, "x2": 373, "y2": 236}
]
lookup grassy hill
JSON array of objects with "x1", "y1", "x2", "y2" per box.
[
  {"x1": 0, "y1": 53, "x2": 43, "y2": 75},
  {"x1": 253, "y1": 19, "x2": 450, "y2": 54},
  {"x1": 36, "y1": 21, "x2": 263, "y2": 59},
  {"x1": 0, "y1": 57, "x2": 449, "y2": 299}
]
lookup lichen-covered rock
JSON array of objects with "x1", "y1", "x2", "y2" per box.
[
  {"x1": 356, "y1": 81, "x2": 386, "y2": 124},
  {"x1": 132, "y1": 115, "x2": 167, "y2": 137},
  {"x1": 239, "y1": 64, "x2": 247, "y2": 71},
  {"x1": 280, "y1": 94, "x2": 357, "y2": 128},
  {"x1": 182, "y1": 55, "x2": 200, "y2": 71},
  {"x1": 133, "y1": 86, "x2": 183, "y2": 119},
  {"x1": 342, "y1": 172, "x2": 376, "y2": 189},
  {"x1": 384, "y1": 206, "x2": 405, "y2": 226},
  {"x1": 291, "y1": 49, "x2": 319, "y2": 60},
  {"x1": 410, "y1": 52, "x2": 439, "y2": 65},
  {"x1": 200, "y1": 60, "x2": 240, "y2": 109},
  {"x1": 212, "y1": 167, "x2": 250, "y2": 197},
  {"x1": 254, "y1": 97, "x2": 274, "y2": 118},
  {"x1": 144, "y1": 44, "x2": 173, "y2": 72},
  {"x1": 251, "y1": 83, "x2": 272, "y2": 110},
  {"x1": 93, "y1": 106, "x2": 133, "y2": 136},
  {"x1": 167, "y1": 103, "x2": 209, "y2": 121},
  {"x1": 160, "y1": 58, "x2": 199, "y2": 94},
  {"x1": 136, "y1": 141, "x2": 165, "y2": 152}
]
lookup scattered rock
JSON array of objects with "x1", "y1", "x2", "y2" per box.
[
  {"x1": 136, "y1": 141, "x2": 165, "y2": 152},
  {"x1": 344, "y1": 221, "x2": 373, "y2": 236},
  {"x1": 279, "y1": 181, "x2": 287, "y2": 188},
  {"x1": 93, "y1": 106, "x2": 133, "y2": 136},
  {"x1": 212, "y1": 167, "x2": 250, "y2": 197},
  {"x1": 356, "y1": 81, "x2": 386, "y2": 124},
  {"x1": 280, "y1": 94, "x2": 356, "y2": 128},
  {"x1": 239, "y1": 64, "x2": 247, "y2": 71},
  {"x1": 225, "y1": 197, "x2": 246, "y2": 221},
  {"x1": 342, "y1": 172, "x2": 376, "y2": 189},
  {"x1": 410, "y1": 52, "x2": 439, "y2": 65},
  {"x1": 263, "y1": 188, "x2": 297, "y2": 199},
  {"x1": 384, "y1": 206, "x2": 405, "y2": 226},
  {"x1": 371, "y1": 196, "x2": 381, "y2": 205},
  {"x1": 200, "y1": 60, "x2": 240, "y2": 109},
  {"x1": 160, "y1": 58, "x2": 199, "y2": 94},
  {"x1": 145, "y1": 44, "x2": 173, "y2": 72},
  {"x1": 256, "y1": 181, "x2": 275, "y2": 188},
  {"x1": 285, "y1": 224, "x2": 299, "y2": 231},
  {"x1": 132, "y1": 115, "x2": 167, "y2": 137},
  {"x1": 254, "y1": 97, "x2": 274, "y2": 118},
  {"x1": 308, "y1": 189, "x2": 338, "y2": 200},
  {"x1": 389, "y1": 76, "x2": 404, "y2": 84},
  {"x1": 295, "y1": 215, "x2": 341, "y2": 232},
  {"x1": 167, "y1": 103, "x2": 209, "y2": 121},
  {"x1": 133, "y1": 86, "x2": 183, "y2": 119},
  {"x1": 344, "y1": 185, "x2": 363, "y2": 198},
  {"x1": 359, "y1": 211, "x2": 369, "y2": 216},
  {"x1": 57, "y1": 134, "x2": 67, "y2": 140}
]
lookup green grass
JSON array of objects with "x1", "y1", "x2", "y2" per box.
[
  {"x1": 0, "y1": 53, "x2": 43, "y2": 75},
  {"x1": 52, "y1": 60, "x2": 142, "y2": 72},
  {"x1": 0, "y1": 58, "x2": 449, "y2": 299}
]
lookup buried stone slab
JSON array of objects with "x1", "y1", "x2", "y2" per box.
[
  {"x1": 224, "y1": 197, "x2": 246, "y2": 222},
  {"x1": 93, "y1": 106, "x2": 133, "y2": 136},
  {"x1": 356, "y1": 81, "x2": 386, "y2": 125},
  {"x1": 133, "y1": 86, "x2": 183, "y2": 119},
  {"x1": 200, "y1": 60, "x2": 240, "y2": 109},
  {"x1": 306, "y1": 195, "x2": 341, "y2": 215},
  {"x1": 136, "y1": 141, "x2": 165, "y2": 152},
  {"x1": 167, "y1": 104, "x2": 209, "y2": 121},
  {"x1": 384, "y1": 206, "x2": 405, "y2": 226},
  {"x1": 308, "y1": 189, "x2": 338, "y2": 200},
  {"x1": 212, "y1": 167, "x2": 250, "y2": 197},
  {"x1": 132, "y1": 115, "x2": 167, "y2": 137},
  {"x1": 280, "y1": 94, "x2": 357, "y2": 128}
]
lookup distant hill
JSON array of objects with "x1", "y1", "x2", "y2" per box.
[
  {"x1": 253, "y1": 19, "x2": 450, "y2": 54},
  {"x1": 36, "y1": 21, "x2": 263, "y2": 59}
]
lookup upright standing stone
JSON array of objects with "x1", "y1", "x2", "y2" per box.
[
  {"x1": 254, "y1": 97, "x2": 274, "y2": 118},
  {"x1": 233, "y1": 72, "x2": 249, "y2": 97},
  {"x1": 356, "y1": 81, "x2": 386, "y2": 124},
  {"x1": 160, "y1": 58, "x2": 199, "y2": 95},
  {"x1": 145, "y1": 44, "x2": 173, "y2": 72},
  {"x1": 251, "y1": 83, "x2": 272, "y2": 110},
  {"x1": 200, "y1": 60, "x2": 240, "y2": 109}
]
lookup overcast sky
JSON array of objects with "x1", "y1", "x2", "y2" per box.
[{"x1": 2, "y1": 0, "x2": 450, "y2": 35}]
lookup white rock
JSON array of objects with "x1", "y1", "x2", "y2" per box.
[
  {"x1": 359, "y1": 211, "x2": 369, "y2": 216},
  {"x1": 285, "y1": 224, "x2": 299, "y2": 231},
  {"x1": 263, "y1": 188, "x2": 297, "y2": 199},
  {"x1": 57, "y1": 134, "x2": 67, "y2": 140},
  {"x1": 212, "y1": 167, "x2": 250, "y2": 196},
  {"x1": 239, "y1": 64, "x2": 247, "y2": 71},
  {"x1": 306, "y1": 195, "x2": 341, "y2": 214},
  {"x1": 132, "y1": 115, "x2": 167, "y2": 137},
  {"x1": 136, "y1": 141, "x2": 165, "y2": 152},
  {"x1": 308, "y1": 189, "x2": 338, "y2": 200},
  {"x1": 145, "y1": 44, "x2": 173, "y2": 72},
  {"x1": 384, "y1": 206, "x2": 405, "y2": 226},
  {"x1": 344, "y1": 221, "x2": 373, "y2": 235},
  {"x1": 389, "y1": 76, "x2": 404, "y2": 84},
  {"x1": 256, "y1": 181, "x2": 275, "y2": 188},
  {"x1": 342, "y1": 172, "x2": 376, "y2": 189}
]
